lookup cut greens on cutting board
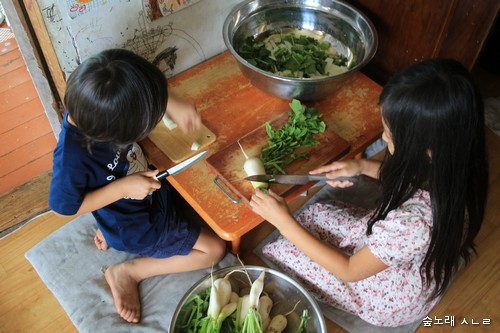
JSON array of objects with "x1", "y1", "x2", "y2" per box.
[
  {"x1": 148, "y1": 118, "x2": 216, "y2": 163},
  {"x1": 206, "y1": 108, "x2": 350, "y2": 205}
]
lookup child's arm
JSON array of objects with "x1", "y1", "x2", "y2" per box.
[
  {"x1": 57, "y1": 170, "x2": 161, "y2": 217},
  {"x1": 310, "y1": 158, "x2": 381, "y2": 187},
  {"x1": 250, "y1": 188, "x2": 388, "y2": 282},
  {"x1": 165, "y1": 92, "x2": 201, "y2": 133}
]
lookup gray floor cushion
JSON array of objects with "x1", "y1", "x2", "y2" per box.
[{"x1": 25, "y1": 213, "x2": 239, "y2": 333}]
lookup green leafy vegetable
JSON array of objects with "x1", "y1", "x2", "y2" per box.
[
  {"x1": 260, "y1": 99, "x2": 326, "y2": 174},
  {"x1": 179, "y1": 288, "x2": 211, "y2": 332},
  {"x1": 238, "y1": 29, "x2": 349, "y2": 78},
  {"x1": 295, "y1": 309, "x2": 310, "y2": 333}
]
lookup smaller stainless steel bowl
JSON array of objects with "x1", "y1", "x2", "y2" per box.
[
  {"x1": 170, "y1": 265, "x2": 327, "y2": 332},
  {"x1": 223, "y1": 0, "x2": 378, "y2": 101}
]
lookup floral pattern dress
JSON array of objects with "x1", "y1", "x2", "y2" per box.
[{"x1": 262, "y1": 189, "x2": 440, "y2": 327}]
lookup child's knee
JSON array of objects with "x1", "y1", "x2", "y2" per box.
[{"x1": 211, "y1": 237, "x2": 227, "y2": 262}]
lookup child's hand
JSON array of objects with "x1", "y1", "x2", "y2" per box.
[
  {"x1": 121, "y1": 170, "x2": 161, "y2": 200},
  {"x1": 250, "y1": 189, "x2": 293, "y2": 229},
  {"x1": 165, "y1": 94, "x2": 201, "y2": 133},
  {"x1": 310, "y1": 160, "x2": 362, "y2": 188}
]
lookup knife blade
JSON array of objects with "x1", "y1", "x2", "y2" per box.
[
  {"x1": 156, "y1": 150, "x2": 209, "y2": 180},
  {"x1": 244, "y1": 174, "x2": 357, "y2": 185}
]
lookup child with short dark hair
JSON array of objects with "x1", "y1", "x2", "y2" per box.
[
  {"x1": 49, "y1": 48, "x2": 226, "y2": 323},
  {"x1": 250, "y1": 58, "x2": 488, "y2": 327}
]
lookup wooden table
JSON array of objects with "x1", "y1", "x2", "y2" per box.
[{"x1": 141, "y1": 51, "x2": 383, "y2": 253}]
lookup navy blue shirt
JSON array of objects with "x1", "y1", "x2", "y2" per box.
[{"x1": 49, "y1": 113, "x2": 167, "y2": 253}]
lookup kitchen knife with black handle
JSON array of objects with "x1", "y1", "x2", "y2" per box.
[{"x1": 156, "y1": 150, "x2": 209, "y2": 180}]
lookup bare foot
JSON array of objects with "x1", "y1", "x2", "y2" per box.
[
  {"x1": 94, "y1": 229, "x2": 109, "y2": 251},
  {"x1": 104, "y1": 263, "x2": 141, "y2": 323}
]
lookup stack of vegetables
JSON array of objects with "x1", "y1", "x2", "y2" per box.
[{"x1": 178, "y1": 269, "x2": 310, "y2": 333}]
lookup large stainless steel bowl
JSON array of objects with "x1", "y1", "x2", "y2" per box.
[
  {"x1": 170, "y1": 265, "x2": 327, "y2": 332},
  {"x1": 223, "y1": 0, "x2": 377, "y2": 101}
]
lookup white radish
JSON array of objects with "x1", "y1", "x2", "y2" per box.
[
  {"x1": 238, "y1": 141, "x2": 268, "y2": 189},
  {"x1": 262, "y1": 316, "x2": 271, "y2": 331},
  {"x1": 162, "y1": 114, "x2": 178, "y2": 129},
  {"x1": 258, "y1": 295, "x2": 273, "y2": 316},
  {"x1": 215, "y1": 278, "x2": 233, "y2": 305},
  {"x1": 207, "y1": 277, "x2": 232, "y2": 320},
  {"x1": 240, "y1": 271, "x2": 266, "y2": 331},
  {"x1": 258, "y1": 295, "x2": 273, "y2": 330},
  {"x1": 238, "y1": 294, "x2": 251, "y2": 326},
  {"x1": 248, "y1": 271, "x2": 266, "y2": 309},
  {"x1": 266, "y1": 314, "x2": 287, "y2": 333},
  {"x1": 190, "y1": 140, "x2": 201, "y2": 151},
  {"x1": 217, "y1": 302, "x2": 237, "y2": 322},
  {"x1": 244, "y1": 157, "x2": 266, "y2": 177},
  {"x1": 230, "y1": 291, "x2": 240, "y2": 304}
]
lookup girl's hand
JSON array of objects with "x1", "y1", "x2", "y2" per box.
[
  {"x1": 120, "y1": 170, "x2": 161, "y2": 200},
  {"x1": 250, "y1": 189, "x2": 293, "y2": 230},
  {"x1": 310, "y1": 160, "x2": 362, "y2": 188},
  {"x1": 166, "y1": 94, "x2": 202, "y2": 133}
]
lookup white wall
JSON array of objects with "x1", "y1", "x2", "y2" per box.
[{"x1": 38, "y1": 0, "x2": 241, "y2": 77}]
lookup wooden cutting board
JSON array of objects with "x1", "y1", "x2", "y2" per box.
[
  {"x1": 206, "y1": 112, "x2": 350, "y2": 205},
  {"x1": 148, "y1": 119, "x2": 216, "y2": 163}
]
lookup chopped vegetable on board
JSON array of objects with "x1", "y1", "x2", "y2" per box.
[
  {"x1": 163, "y1": 114, "x2": 178, "y2": 130},
  {"x1": 260, "y1": 99, "x2": 326, "y2": 175},
  {"x1": 239, "y1": 141, "x2": 268, "y2": 189}
]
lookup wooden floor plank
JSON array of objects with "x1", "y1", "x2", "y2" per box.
[
  {"x1": 0, "y1": 98, "x2": 44, "y2": 134},
  {"x1": 0, "y1": 34, "x2": 18, "y2": 52},
  {"x1": 0, "y1": 46, "x2": 24, "y2": 76},
  {"x1": 0, "y1": 37, "x2": 20, "y2": 54},
  {"x1": 0, "y1": 23, "x2": 55, "y2": 195},
  {"x1": 0, "y1": 153, "x2": 54, "y2": 198},
  {"x1": 0, "y1": 37, "x2": 18, "y2": 53},
  {"x1": 0, "y1": 65, "x2": 31, "y2": 94},
  {"x1": 0, "y1": 212, "x2": 75, "y2": 333},
  {"x1": 0, "y1": 114, "x2": 54, "y2": 155},
  {"x1": 0, "y1": 80, "x2": 40, "y2": 114},
  {"x1": 0, "y1": 170, "x2": 52, "y2": 232},
  {"x1": 0, "y1": 132, "x2": 56, "y2": 177}
]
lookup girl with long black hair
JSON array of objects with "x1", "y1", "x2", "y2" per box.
[{"x1": 250, "y1": 58, "x2": 488, "y2": 326}]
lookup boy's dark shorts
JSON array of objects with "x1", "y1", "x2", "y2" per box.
[{"x1": 135, "y1": 181, "x2": 200, "y2": 258}]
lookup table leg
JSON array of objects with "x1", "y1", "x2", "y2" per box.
[{"x1": 230, "y1": 237, "x2": 241, "y2": 254}]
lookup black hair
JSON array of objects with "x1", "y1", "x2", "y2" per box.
[
  {"x1": 64, "y1": 48, "x2": 167, "y2": 147},
  {"x1": 368, "y1": 58, "x2": 488, "y2": 300}
]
